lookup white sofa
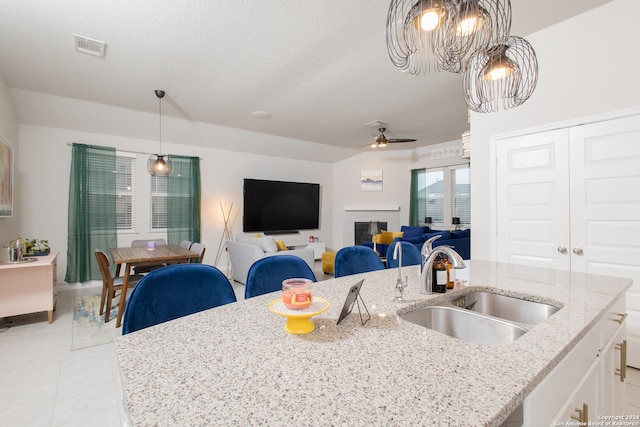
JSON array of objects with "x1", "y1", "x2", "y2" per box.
[{"x1": 226, "y1": 236, "x2": 315, "y2": 285}]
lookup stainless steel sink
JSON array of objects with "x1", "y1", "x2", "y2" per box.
[
  {"x1": 400, "y1": 305, "x2": 528, "y2": 345},
  {"x1": 449, "y1": 291, "x2": 560, "y2": 326}
]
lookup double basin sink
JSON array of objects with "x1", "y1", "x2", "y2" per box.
[{"x1": 400, "y1": 290, "x2": 562, "y2": 345}]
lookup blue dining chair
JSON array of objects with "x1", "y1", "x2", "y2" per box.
[
  {"x1": 334, "y1": 246, "x2": 385, "y2": 278},
  {"x1": 245, "y1": 255, "x2": 317, "y2": 299},
  {"x1": 385, "y1": 241, "x2": 422, "y2": 268},
  {"x1": 122, "y1": 264, "x2": 237, "y2": 334}
]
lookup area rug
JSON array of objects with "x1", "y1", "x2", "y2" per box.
[{"x1": 71, "y1": 295, "x2": 122, "y2": 351}]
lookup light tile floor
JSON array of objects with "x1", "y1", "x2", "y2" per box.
[{"x1": 1, "y1": 276, "x2": 639, "y2": 426}]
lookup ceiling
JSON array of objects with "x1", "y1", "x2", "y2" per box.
[{"x1": 0, "y1": 0, "x2": 613, "y2": 161}]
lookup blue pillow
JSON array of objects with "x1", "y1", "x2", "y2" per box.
[
  {"x1": 400, "y1": 225, "x2": 428, "y2": 238},
  {"x1": 451, "y1": 229, "x2": 470, "y2": 239}
]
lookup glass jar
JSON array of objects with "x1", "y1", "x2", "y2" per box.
[{"x1": 282, "y1": 278, "x2": 313, "y2": 309}]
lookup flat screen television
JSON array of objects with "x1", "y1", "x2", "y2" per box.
[{"x1": 243, "y1": 178, "x2": 320, "y2": 234}]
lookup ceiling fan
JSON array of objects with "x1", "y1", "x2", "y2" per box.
[{"x1": 369, "y1": 127, "x2": 417, "y2": 148}]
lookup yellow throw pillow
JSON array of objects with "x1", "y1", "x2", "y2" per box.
[
  {"x1": 378, "y1": 230, "x2": 404, "y2": 244},
  {"x1": 275, "y1": 239, "x2": 288, "y2": 251}
]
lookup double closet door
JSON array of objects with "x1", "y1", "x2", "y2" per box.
[{"x1": 495, "y1": 114, "x2": 640, "y2": 367}]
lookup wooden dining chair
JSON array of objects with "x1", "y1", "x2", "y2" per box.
[
  {"x1": 189, "y1": 242, "x2": 206, "y2": 263},
  {"x1": 131, "y1": 239, "x2": 168, "y2": 273},
  {"x1": 95, "y1": 249, "x2": 144, "y2": 323},
  {"x1": 122, "y1": 264, "x2": 237, "y2": 334},
  {"x1": 180, "y1": 240, "x2": 192, "y2": 250}
]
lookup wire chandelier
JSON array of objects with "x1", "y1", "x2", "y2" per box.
[
  {"x1": 463, "y1": 36, "x2": 538, "y2": 112},
  {"x1": 386, "y1": 0, "x2": 537, "y2": 112}
]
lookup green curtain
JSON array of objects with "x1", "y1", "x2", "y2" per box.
[
  {"x1": 167, "y1": 155, "x2": 201, "y2": 245},
  {"x1": 409, "y1": 168, "x2": 425, "y2": 226},
  {"x1": 65, "y1": 143, "x2": 117, "y2": 282}
]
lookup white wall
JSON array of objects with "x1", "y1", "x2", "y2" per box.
[
  {"x1": 331, "y1": 140, "x2": 466, "y2": 249},
  {"x1": 0, "y1": 73, "x2": 18, "y2": 246},
  {"x1": 470, "y1": 0, "x2": 640, "y2": 261},
  {"x1": 18, "y1": 124, "x2": 333, "y2": 285}
]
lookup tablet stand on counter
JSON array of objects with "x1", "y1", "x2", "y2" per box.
[{"x1": 337, "y1": 279, "x2": 370, "y2": 326}]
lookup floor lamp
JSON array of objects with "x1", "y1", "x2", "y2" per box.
[{"x1": 214, "y1": 202, "x2": 233, "y2": 277}]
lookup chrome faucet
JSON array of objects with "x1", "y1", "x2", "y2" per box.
[
  {"x1": 393, "y1": 242, "x2": 408, "y2": 302},
  {"x1": 419, "y1": 244, "x2": 465, "y2": 294}
]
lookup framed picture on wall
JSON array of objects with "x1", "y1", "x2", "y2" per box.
[
  {"x1": 0, "y1": 135, "x2": 13, "y2": 217},
  {"x1": 360, "y1": 169, "x2": 383, "y2": 191}
]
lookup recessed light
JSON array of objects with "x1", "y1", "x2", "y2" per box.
[{"x1": 252, "y1": 111, "x2": 271, "y2": 119}]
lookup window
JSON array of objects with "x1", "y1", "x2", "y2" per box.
[
  {"x1": 115, "y1": 153, "x2": 136, "y2": 232},
  {"x1": 451, "y1": 166, "x2": 470, "y2": 225},
  {"x1": 151, "y1": 175, "x2": 168, "y2": 230},
  {"x1": 410, "y1": 164, "x2": 470, "y2": 227}
]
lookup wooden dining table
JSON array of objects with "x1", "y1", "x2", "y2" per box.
[{"x1": 110, "y1": 244, "x2": 200, "y2": 327}]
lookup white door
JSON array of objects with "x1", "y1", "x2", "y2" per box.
[
  {"x1": 496, "y1": 129, "x2": 571, "y2": 271},
  {"x1": 569, "y1": 115, "x2": 640, "y2": 367},
  {"x1": 495, "y1": 114, "x2": 640, "y2": 367}
]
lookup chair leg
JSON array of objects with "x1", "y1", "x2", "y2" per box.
[
  {"x1": 99, "y1": 283, "x2": 107, "y2": 316},
  {"x1": 105, "y1": 287, "x2": 117, "y2": 323}
]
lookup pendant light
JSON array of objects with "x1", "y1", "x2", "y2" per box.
[
  {"x1": 463, "y1": 35, "x2": 538, "y2": 112},
  {"x1": 147, "y1": 89, "x2": 173, "y2": 176}
]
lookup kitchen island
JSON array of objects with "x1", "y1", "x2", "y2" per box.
[{"x1": 115, "y1": 260, "x2": 631, "y2": 426}]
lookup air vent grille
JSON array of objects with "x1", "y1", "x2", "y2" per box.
[
  {"x1": 364, "y1": 120, "x2": 385, "y2": 128},
  {"x1": 73, "y1": 34, "x2": 106, "y2": 58}
]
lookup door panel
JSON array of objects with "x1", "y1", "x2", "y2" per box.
[
  {"x1": 496, "y1": 129, "x2": 571, "y2": 270},
  {"x1": 495, "y1": 114, "x2": 640, "y2": 367},
  {"x1": 569, "y1": 115, "x2": 640, "y2": 367}
]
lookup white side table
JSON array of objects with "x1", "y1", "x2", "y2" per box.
[{"x1": 306, "y1": 241, "x2": 326, "y2": 260}]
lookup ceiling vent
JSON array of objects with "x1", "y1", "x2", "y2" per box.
[
  {"x1": 73, "y1": 34, "x2": 106, "y2": 58},
  {"x1": 364, "y1": 120, "x2": 385, "y2": 128}
]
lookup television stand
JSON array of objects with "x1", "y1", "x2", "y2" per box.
[{"x1": 264, "y1": 230, "x2": 300, "y2": 235}]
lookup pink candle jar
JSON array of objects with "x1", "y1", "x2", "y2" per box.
[
  {"x1": 147, "y1": 241, "x2": 156, "y2": 250},
  {"x1": 282, "y1": 278, "x2": 313, "y2": 309}
]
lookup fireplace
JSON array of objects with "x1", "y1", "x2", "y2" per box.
[
  {"x1": 342, "y1": 205, "x2": 400, "y2": 247},
  {"x1": 354, "y1": 221, "x2": 387, "y2": 246}
]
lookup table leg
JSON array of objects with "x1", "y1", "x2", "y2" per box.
[{"x1": 116, "y1": 264, "x2": 131, "y2": 328}]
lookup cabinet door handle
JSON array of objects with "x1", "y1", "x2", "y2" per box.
[
  {"x1": 615, "y1": 313, "x2": 628, "y2": 325},
  {"x1": 557, "y1": 246, "x2": 568, "y2": 254},
  {"x1": 572, "y1": 247, "x2": 584, "y2": 255},
  {"x1": 571, "y1": 403, "x2": 589, "y2": 423},
  {"x1": 616, "y1": 340, "x2": 627, "y2": 382}
]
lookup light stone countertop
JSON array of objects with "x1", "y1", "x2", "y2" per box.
[{"x1": 115, "y1": 260, "x2": 632, "y2": 426}]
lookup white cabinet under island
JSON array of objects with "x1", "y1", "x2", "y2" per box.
[{"x1": 115, "y1": 260, "x2": 631, "y2": 426}]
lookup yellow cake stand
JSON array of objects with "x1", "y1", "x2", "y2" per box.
[{"x1": 269, "y1": 297, "x2": 330, "y2": 334}]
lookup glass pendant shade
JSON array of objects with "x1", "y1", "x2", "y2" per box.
[
  {"x1": 147, "y1": 154, "x2": 173, "y2": 176},
  {"x1": 148, "y1": 89, "x2": 173, "y2": 176}
]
